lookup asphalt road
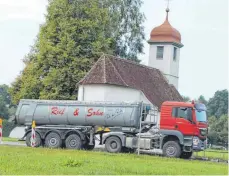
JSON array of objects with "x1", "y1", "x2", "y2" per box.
[
  {"x1": 1, "y1": 141, "x2": 26, "y2": 146},
  {"x1": 0, "y1": 139, "x2": 106, "y2": 150}
]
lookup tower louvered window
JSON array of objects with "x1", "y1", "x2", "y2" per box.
[
  {"x1": 173, "y1": 47, "x2": 177, "y2": 61},
  {"x1": 156, "y1": 46, "x2": 164, "y2": 59}
]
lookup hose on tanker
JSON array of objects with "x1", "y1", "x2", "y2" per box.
[{"x1": 80, "y1": 126, "x2": 91, "y2": 133}]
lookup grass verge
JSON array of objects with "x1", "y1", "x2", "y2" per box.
[
  {"x1": 196, "y1": 149, "x2": 228, "y2": 160},
  {"x1": 0, "y1": 145, "x2": 228, "y2": 175},
  {"x1": 2, "y1": 137, "x2": 24, "y2": 143}
]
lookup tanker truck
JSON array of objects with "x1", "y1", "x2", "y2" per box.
[{"x1": 13, "y1": 99, "x2": 208, "y2": 158}]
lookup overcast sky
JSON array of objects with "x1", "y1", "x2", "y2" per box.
[{"x1": 0, "y1": 0, "x2": 228, "y2": 100}]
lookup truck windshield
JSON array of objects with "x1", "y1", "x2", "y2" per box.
[{"x1": 195, "y1": 110, "x2": 207, "y2": 122}]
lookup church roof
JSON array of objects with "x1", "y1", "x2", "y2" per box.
[
  {"x1": 149, "y1": 8, "x2": 183, "y2": 47},
  {"x1": 78, "y1": 54, "x2": 183, "y2": 108}
]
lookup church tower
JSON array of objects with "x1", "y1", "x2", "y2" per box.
[{"x1": 148, "y1": 8, "x2": 183, "y2": 90}]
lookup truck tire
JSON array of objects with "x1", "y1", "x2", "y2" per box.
[
  {"x1": 65, "y1": 134, "x2": 82, "y2": 150},
  {"x1": 105, "y1": 136, "x2": 122, "y2": 153},
  {"x1": 84, "y1": 143, "x2": 95, "y2": 150},
  {"x1": 84, "y1": 140, "x2": 95, "y2": 150},
  {"x1": 26, "y1": 132, "x2": 42, "y2": 147},
  {"x1": 162, "y1": 141, "x2": 181, "y2": 158},
  {"x1": 180, "y1": 152, "x2": 193, "y2": 159},
  {"x1": 122, "y1": 147, "x2": 135, "y2": 153},
  {"x1": 45, "y1": 132, "x2": 62, "y2": 149}
]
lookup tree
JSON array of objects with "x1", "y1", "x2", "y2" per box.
[
  {"x1": 208, "y1": 115, "x2": 228, "y2": 145},
  {"x1": 207, "y1": 90, "x2": 228, "y2": 118},
  {"x1": 0, "y1": 97, "x2": 9, "y2": 119},
  {"x1": 182, "y1": 95, "x2": 190, "y2": 102},
  {"x1": 10, "y1": 0, "x2": 145, "y2": 104},
  {"x1": 197, "y1": 95, "x2": 208, "y2": 105},
  {"x1": 102, "y1": 0, "x2": 145, "y2": 62},
  {"x1": 0, "y1": 84, "x2": 11, "y2": 105},
  {"x1": 0, "y1": 85, "x2": 11, "y2": 119}
]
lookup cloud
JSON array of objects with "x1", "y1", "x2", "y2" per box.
[{"x1": 0, "y1": 0, "x2": 48, "y2": 22}]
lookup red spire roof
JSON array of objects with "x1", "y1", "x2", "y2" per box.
[{"x1": 149, "y1": 8, "x2": 182, "y2": 45}]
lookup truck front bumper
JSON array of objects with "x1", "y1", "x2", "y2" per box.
[{"x1": 192, "y1": 136, "x2": 206, "y2": 151}]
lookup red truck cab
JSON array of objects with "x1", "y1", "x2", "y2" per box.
[{"x1": 159, "y1": 101, "x2": 208, "y2": 152}]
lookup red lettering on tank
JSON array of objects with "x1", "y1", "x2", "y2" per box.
[
  {"x1": 73, "y1": 108, "x2": 79, "y2": 116},
  {"x1": 51, "y1": 107, "x2": 65, "y2": 115},
  {"x1": 87, "y1": 108, "x2": 104, "y2": 117},
  {"x1": 87, "y1": 108, "x2": 93, "y2": 117}
]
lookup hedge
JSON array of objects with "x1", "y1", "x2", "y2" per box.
[{"x1": 2, "y1": 120, "x2": 15, "y2": 137}]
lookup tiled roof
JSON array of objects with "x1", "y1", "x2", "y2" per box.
[{"x1": 78, "y1": 54, "x2": 183, "y2": 108}]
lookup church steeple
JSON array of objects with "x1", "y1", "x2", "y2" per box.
[
  {"x1": 166, "y1": 7, "x2": 169, "y2": 21},
  {"x1": 147, "y1": 6, "x2": 184, "y2": 90},
  {"x1": 149, "y1": 7, "x2": 182, "y2": 45}
]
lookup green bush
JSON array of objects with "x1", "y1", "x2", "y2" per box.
[{"x1": 2, "y1": 120, "x2": 15, "y2": 137}]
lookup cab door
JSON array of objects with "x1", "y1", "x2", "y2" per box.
[{"x1": 172, "y1": 107, "x2": 195, "y2": 135}]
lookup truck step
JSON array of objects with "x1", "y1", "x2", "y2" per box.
[
  {"x1": 141, "y1": 122, "x2": 156, "y2": 125},
  {"x1": 137, "y1": 149, "x2": 163, "y2": 155}
]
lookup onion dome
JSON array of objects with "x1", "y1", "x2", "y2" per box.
[{"x1": 149, "y1": 8, "x2": 183, "y2": 46}]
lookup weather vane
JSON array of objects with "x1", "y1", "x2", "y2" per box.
[{"x1": 165, "y1": 0, "x2": 172, "y2": 10}]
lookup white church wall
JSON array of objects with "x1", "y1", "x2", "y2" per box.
[
  {"x1": 78, "y1": 85, "x2": 106, "y2": 101},
  {"x1": 148, "y1": 44, "x2": 172, "y2": 74},
  {"x1": 169, "y1": 46, "x2": 180, "y2": 77},
  {"x1": 104, "y1": 85, "x2": 141, "y2": 102},
  {"x1": 78, "y1": 86, "x2": 84, "y2": 101},
  {"x1": 168, "y1": 45, "x2": 180, "y2": 89},
  {"x1": 78, "y1": 84, "x2": 152, "y2": 104},
  {"x1": 164, "y1": 75, "x2": 178, "y2": 89},
  {"x1": 148, "y1": 44, "x2": 181, "y2": 90},
  {"x1": 104, "y1": 85, "x2": 152, "y2": 104}
]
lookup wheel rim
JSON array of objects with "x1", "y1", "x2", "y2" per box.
[
  {"x1": 69, "y1": 139, "x2": 79, "y2": 148},
  {"x1": 166, "y1": 145, "x2": 176, "y2": 156},
  {"x1": 49, "y1": 137, "x2": 58, "y2": 146},
  {"x1": 111, "y1": 141, "x2": 117, "y2": 149}
]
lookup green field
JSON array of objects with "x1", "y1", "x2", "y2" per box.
[
  {"x1": 2, "y1": 137, "x2": 228, "y2": 160},
  {"x1": 0, "y1": 146, "x2": 227, "y2": 175},
  {"x1": 2, "y1": 137, "x2": 22, "y2": 142},
  {"x1": 196, "y1": 149, "x2": 228, "y2": 160}
]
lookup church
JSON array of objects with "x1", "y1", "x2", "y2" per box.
[{"x1": 77, "y1": 8, "x2": 184, "y2": 110}]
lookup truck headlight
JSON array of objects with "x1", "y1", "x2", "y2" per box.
[
  {"x1": 199, "y1": 128, "x2": 207, "y2": 136},
  {"x1": 193, "y1": 137, "x2": 199, "y2": 145}
]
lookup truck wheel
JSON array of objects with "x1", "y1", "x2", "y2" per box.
[
  {"x1": 122, "y1": 147, "x2": 135, "y2": 153},
  {"x1": 65, "y1": 134, "x2": 82, "y2": 150},
  {"x1": 26, "y1": 132, "x2": 42, "y2": 147},
  {"x1": 84, "y1": 140, "x2": 95, "y2": 150},
  {"x1": 105, "y1": 136, "x2": 122, "y2": 153},
  {"x1": 180, "y1": 152, "x2": 193, "y2": 159},
  {"x1": 45, "y1": 132, "x2": 62, "y2": 149},
  {"x1": 162, "y1": 141, "x2": 181, "y2": 158},
  {"x1": 84, "y1": 143, "x2": 95, "y2": 150}
]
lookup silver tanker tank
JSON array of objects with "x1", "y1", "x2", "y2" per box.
[{"x1": 15, "y1": 99, "x2": 151, "y2": 128}]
